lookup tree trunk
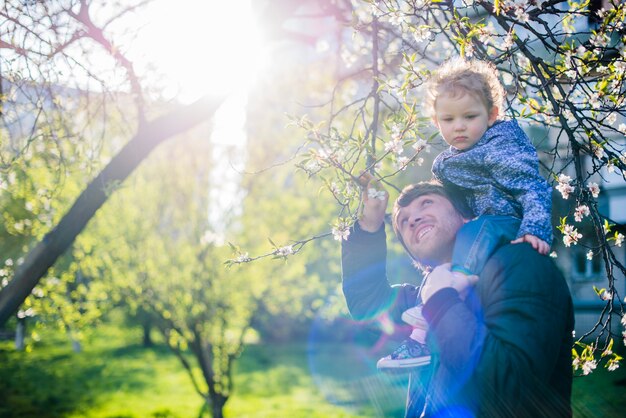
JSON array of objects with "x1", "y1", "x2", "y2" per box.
[
  {"x1": 142, "y1": 320, "x2": 153, "y2": 347},
  {"x1": 0, "y1": 95, "x2": 225, "y2": 327},
  {"x1": 71, "y1": 337, "x2": 82, "y2": 353},
  {"x1": 14, "y1": 317, "x2": 25, "y2": 350},
  {"x1": 210, "y1": 392, "x2": 228, "y2": 418}
]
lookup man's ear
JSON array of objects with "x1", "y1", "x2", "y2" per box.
[{"x1": 488, "y1": 106, "x2": 499, "y2": 126}]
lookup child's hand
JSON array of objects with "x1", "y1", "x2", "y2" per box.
[
  {"x1": 421, "y1": 263, "x2": 479, "y2": 303},
  {"x1": 511, "y1": 234, "x2": 550, "y2": 255},
  {"x1": 357, "y1": 172, "x2": 388, "y2": 232}
]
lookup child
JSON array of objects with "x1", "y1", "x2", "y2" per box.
[{"x1": 377, "y1": 58, "x2": 553, "y2": 370}]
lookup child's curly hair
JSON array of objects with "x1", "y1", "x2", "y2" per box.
[{"x1": 425, "y1": 58, "x2": 506, "y2": 117}]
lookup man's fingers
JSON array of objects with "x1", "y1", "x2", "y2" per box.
[
  {"x1": 357, "y1": 172, "x2": 374, "y2": 188},
  {"x1": 466, "y1": 274, "x2": 479, "y2": 286}
]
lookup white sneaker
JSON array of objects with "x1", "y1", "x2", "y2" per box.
[
  {"x1": 401, "y1": 305, "x2": 428, "y2": 330},
  {"x1": 377, "y1": 339, "x2": 432, "y2": 371}
]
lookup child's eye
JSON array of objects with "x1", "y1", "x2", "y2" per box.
[{"x1": 465, "y1": 114, "x2": 477, "y2": 119}]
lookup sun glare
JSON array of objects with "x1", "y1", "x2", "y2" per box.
[{"x1": 136, "y1": 0, "x2": 267, "y2": 103}]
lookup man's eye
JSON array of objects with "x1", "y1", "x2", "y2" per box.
[{"x1": 423, "y1": 199, "x2": 433, "y2": 206}]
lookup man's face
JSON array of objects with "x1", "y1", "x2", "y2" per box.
[{"x1": 395, "y1": 193, "x2": 468, "y2": 267}]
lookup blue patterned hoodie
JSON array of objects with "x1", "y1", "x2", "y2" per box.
[{"x1": 432, "y1": 119, "x2": 553, "y2": 244}]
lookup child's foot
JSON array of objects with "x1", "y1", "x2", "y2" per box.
[
  {"x1": 401, "y1": 305, "x2": 427, "y2": 329},
  {"x1": 376, "y1": 339, "x2": 431, "y2": 371}
]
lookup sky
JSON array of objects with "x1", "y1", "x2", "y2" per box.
[{"x1": 127, "y1": 0, "x2": 267, "y2": 103}]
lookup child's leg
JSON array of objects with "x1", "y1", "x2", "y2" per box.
[{"x1": 452, "y1": 215, "x2": 521, "y2": 276}]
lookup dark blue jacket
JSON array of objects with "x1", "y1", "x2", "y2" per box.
[
  {"x1": 432, "y1": 119, "x2": 553, "y2": 245},
  {"x1": 342, "y1": 223, "x2": 573, "y2": 417}
]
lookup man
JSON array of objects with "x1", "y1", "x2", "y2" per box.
[{"x1": 342, "y1": 180, "x2": 574, "y2": 417}]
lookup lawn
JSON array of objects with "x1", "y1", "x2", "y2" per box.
[
  {"x1": 0, "y1": 321, "x2": 407, "y2": 418},
  {"x1": 0, "y1": 321, "x2": 624, "y2": 418}
]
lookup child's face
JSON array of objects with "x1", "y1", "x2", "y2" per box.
[{"x1": 433, "y1": 91, "x2": 498, "y2": 151}]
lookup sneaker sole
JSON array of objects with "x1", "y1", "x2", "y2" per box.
[
  {"x1": 401, "y1": 310, "x2": 428, "y2": 329},
  {"x1": 376, "y1": 356, "x2": 431, "y2": 370}
]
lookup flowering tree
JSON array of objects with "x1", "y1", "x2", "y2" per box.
[
  {"x1": 0, "y1": 0, "x2": 224, "y2": 326},
  {"x1": 232, "y1": 0, "x2": 626, "y2": 373}
]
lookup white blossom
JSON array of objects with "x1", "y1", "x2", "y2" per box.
[
  {"x1": 502, "y1": 32, "x2": 514, "y2": 50},
  {"x1": 276, "y1": 246, "x2": 294, "y2": 257},
  {"x1": 616, "y1": 233, "x2": 624, "y2": 247},
  {"x1": 586, "y1": 250, "x2": 594, "y2": 261},
  {"x1": 305, "y1": 159, "x2": 322, "y2": 172},
  {"x1": 514, "y1": 7, "x2": 530, "y2": 23},
  {"x1": 588, "y1": 91, "x2": 602, "y2": 109},
  {"x1": 618, "y1": 123, "x2": 626, "y2": 135},
  {"x1": 600, "y1": 290, "x2": 613, "y2": 301},
  {"x1": 587, "y1": 182, "x2": 600, "y2": 198},
  {"x1": 332, "y1": 225, "x2": 350, "y2": 241},
  {"x1": 236, "y1": 253, "x2": 250, "y2": 263},
  {"x1": 590, "y1": 32, "x2": 609, "y2": 48},
  {"x1": 620, "y1": 152, "x2": 626, "y2": 166},
  {"x1": 591, "y1": 142, "x2": 606, "y2": 159},
  {"x1": 387, "y1": 11, "x2": 404, "y2": 26},
  {"x1": 368, "y1": 188, "x2": 387, "y2": 201},
  {"x1": 574, "y1": 205, "x2": 590, "y2": 222},
  {"x1": 621, "y1": 314, "x2": 626, "y2": 327},
  {"x1": 412, "y1": 26, "x2": 431, "y2": 43},
  {"x1": 413, "y1": 138, "x2": 431, "y2": 153},
  {"x1": 391, "y1": 124, "x2": 403, "y2": 140},
  {"x1": 563, "y1": 224, "x2": 582, "y2": 247},
  {"x1": 556, "y1": 174, "x2": 575, "y2": 199},
  {"x1": 607, "y1": 160, "x2": 615, "y2": 173},
  {"x1": 549, "y1": 251, "x2": 558, "y2": 258},
  {"x1": 608, "y1": 360, "x2": 620, "y2": 372},
  {"x1": 582, "y1": 359, "x2": 597, "y2": 375},
  {"x1": 605, "y1": 112, "x2": 617, "y2": 126},
  {"x1": 395, "y1": 156, "x2": 410, "y2": 171},
  {"x1": 384, "y1": 139, "x2": 404, "y2": 155},
  {"x1": 17, "y1": 308, "x2": 35, "y2": 319}
]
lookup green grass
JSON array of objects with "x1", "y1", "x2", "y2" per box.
[
  {"x1": 572, "y1": 364, "x2": 626, "y2": 417},
  {"x1": 0, "y1": 323, "x2": 406, "y2": 418},
  {"x1": 1, "y1": 321, "x2": 625, "y2": 418}
]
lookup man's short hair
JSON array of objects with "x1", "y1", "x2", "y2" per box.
[{"x1": 392, "y1": 180, "x2": 473, "y2": 255}]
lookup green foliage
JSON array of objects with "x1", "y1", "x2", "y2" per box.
[{"x1": 0, "y1": 99, "x2": 131, "y2": 343}]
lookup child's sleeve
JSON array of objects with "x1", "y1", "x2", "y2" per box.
[{"x1": 484, "y1": 133, "x2": 553, "y2": 245}]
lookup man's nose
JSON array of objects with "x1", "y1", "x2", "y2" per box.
[{"x1": 409, "y1": 214, "x2": 421, "y2": 228}]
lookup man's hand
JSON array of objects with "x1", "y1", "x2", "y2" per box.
[
  {"x1": 421, "y1": 263, "x2": 479, "y2": 303},
  {"x1": 511, "y1": 234, "x2": 550, "y2": 255},
  {"x1": 357, "y1": 173, "x2": 389, "y2": 232}
]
